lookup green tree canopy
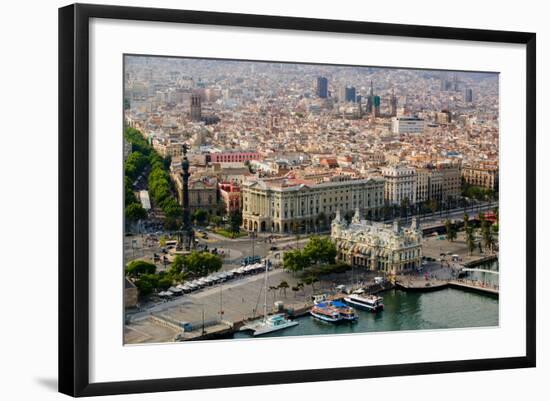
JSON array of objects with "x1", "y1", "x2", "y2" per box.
[
  {"x1": 303, "y1": 236, "x2": 337, "y2": 265},
  {"x1": 210, "y1": 215, "x2": 223, "y2": 227},
  {"x1": 125, "y1": 176, "x2": 137, "y2": 205},
  {"x1": 161, "y1": 197, "x2": 182, "y2": 220},
  {"x1": 184, "y1": 251, "x2": 223, "y2": 277},
  {"x1": 158, "y1": 276, "x2": 173, "y2": 291},
  {"x1": 124, "y1": 127, "x2": 150, "y2": 156},
  {"x1": 166, "y1": 255, "x2": 187, "y2": 283},
  {"x1": 193, "y1": 209, "x2": 209, "y2": 225},
  {"x1": 229, "y1": 210, "x2": 243, "y2": 234},
  {"x1": 445, "y1": 219, "x2": 457, "y2": 242},
  {"x1": 125, "y1": 202, "x2": 147, "y2": 222},
  {"x1": 170, "y1": 255, "x2": 186, "y2": 275},
  {"x1": 283, "y1": 249, "x2": 309, "y2": 273},
  {"x1": 134, "y1": 273, "x2": 158, "y2": 296},
  {"x1": 465, "y1": 226, "x2": 476, "y2": 255},
  {"x1": 126, "y1": 260, "x2": 156, "y2": 277}
]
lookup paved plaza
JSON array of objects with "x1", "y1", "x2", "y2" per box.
[{"x1": 124, "y1": 218, "x2": 497, "y2": 344}]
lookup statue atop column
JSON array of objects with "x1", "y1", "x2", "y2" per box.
[{"x1": 178, "y1": 143, "x2": 194, "y2": 251}]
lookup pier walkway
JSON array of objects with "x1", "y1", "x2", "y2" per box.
[{"x1": 395, "y1": 278, "x2": 498, "y2": 298}]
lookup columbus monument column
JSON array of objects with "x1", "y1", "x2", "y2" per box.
[{"x1": 179, "y1": 143, "x2": 194, "y2": 250}]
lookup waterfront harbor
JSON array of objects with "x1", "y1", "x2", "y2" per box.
[{"x1": 124, "y1": 256, "x2": 498, "y2": 343}]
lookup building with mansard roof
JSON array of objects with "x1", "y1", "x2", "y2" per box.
[
  {"x1": 241, "y1": 175, "x2": 384, "y2": 233},
  {"x1": 331, "y1": 209, "x2": 422, "y2": 274}
]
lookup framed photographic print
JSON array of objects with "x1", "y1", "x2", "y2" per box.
[{"x1": 58, "y1": 3, "x2": 536, "y2": 397}]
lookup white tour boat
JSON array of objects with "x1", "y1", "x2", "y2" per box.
[
  {"x1": 310, "y1": 303, "x2": 344, "y2": 323},
  {"x1": 344, "y1": 293, "x2": 384, "y2": 312}
]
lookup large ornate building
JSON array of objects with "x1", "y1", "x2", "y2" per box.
[
  {"x1": 462, "y1": 163, "x2": 499, "y2": 191},
  {"x1": 383, "y1": 161, "x2": 461, "y2": 206},
  {"x1": 381, "y1": 164, "x2": 417, "y2": 205},
  {"x1": 331, "y1": 209, "x2": 423, "y2": 274},
  {"x1": 173, "y1": 173, "x2": 218, "y2": 214},
  {"x1": 218, "y1": 181, "x2": 241, "y2": 213},
  {"x1": 241, "y1": 176, "x2": 385, "y2": 233}
]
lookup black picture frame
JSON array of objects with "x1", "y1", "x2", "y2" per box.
[{"x1": 59, "y1": 3, "x2": 536, "y2": 397}]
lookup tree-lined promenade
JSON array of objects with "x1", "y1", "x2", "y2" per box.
[
  {"x1": 444, "y1": 208, "x2": 499, "y2": 256},
  {"x1": 125, "y1": 251, "x2": 223, "y2": 296},
  {"x1": 124, "y1": 127, "x2": 181, "y2": 228}
]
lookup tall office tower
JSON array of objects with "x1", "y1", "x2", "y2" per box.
[
  {"x1": 464, "y1": 88, "x2": 474, "y2": 103},
  {"x1": 373, "y1": 95, "x2": 381, "y2": 117},
  {"x1": 453, "y1": 74, "x2": 460, "y2": 91},
  {"x1": 356, "y1": 94, "x2": 362, "y2": 104},
  {"x1": 345, "y1": 86, "x2": 356, "y2": 102},
  {"x1": 190, "y1": 93, "x2": 202, "y2": 122},
  {"x1": 338, "y1": 85, "x2": 346, "y2": 102},
  {"x1": 366, "y1": 80, "x2": 374, "y2": 113},
  {"x1": 316, "y1": 76, "x2": 328, "y2": 98},
  {"x1": 440, "y1": 72, "x2": 448, "y2": 91},
  {"x1": 390, "y1": 89, "x2": 398, "y2": 117}
]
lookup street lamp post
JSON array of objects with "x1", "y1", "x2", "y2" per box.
[{"x1": 250, "y1": 231, "x2": 257, "y2": 259}]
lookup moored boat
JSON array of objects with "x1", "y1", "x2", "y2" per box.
[
  {"x1": 344, "y1": 293, "x2": 384, "y2": 312},
  {"x1": 243, "y1": 260, "x2": 300, "y2": 336},
  {"x1": 251, "y1": 314, "x2": 299, "y2": 336},
  {"x1": 310, "y1": 303, "x2": 344, "y2": 323},
  {"x1": 328, "y1": 300, "x2": 358, "y2": 321},
  {"x1": 312, "y1": 294, "x2": 329, "y2": 305}
]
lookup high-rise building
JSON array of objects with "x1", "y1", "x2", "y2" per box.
[
  {"x1": 464, "y1": 88, "x2": 474, "y2": 103},
  {"x1": 366, "y1": 80, "x2": 374, "y2": 113},
  {"x1": 372, "y1": 95, "x2": 381, "y2": 117},
  {"x1": 316, "y1": 76, "x2": 328, "y2": 98},
  {"x1": 390, "y1": 89, "x2": 398, "y2": 117},
  {"x1": 190, "y1": 93, "x2": 202, "y2": 122},
  {"x1": 436, "y1": 110, "x2": 452, "y2": 124},
  {"x1": 339, "y1": 85, "x2": 356, "y2": 102},
  {"x1": 391, "y1": 116, "x2": 425, "y2": 134},
  {"x1": 345, "y1": 86, "x2": 356, "y2": 102}
]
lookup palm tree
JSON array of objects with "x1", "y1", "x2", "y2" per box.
[
  {"x1": 481, "y1": 221, "x2": 494, "y2": 252},
  {"x1": 278, "y1": 281, "x2": 289, "y2": 297},
  {"x1": 478, "y1": 211, "x2": 486, "y2": 224},
  {"x1": 291, "y1": 286, "x2": 300, "y2": 298},
  {"x1": 465, "y1": 226, "x2": 476, "y2": 255},
  {"x1": 445, "y1": 219, "x2": 457, "y2": 242},
  {"x1": 297, "y1": 282, "x2": 305, "y2": 296},
  {"x1": 463, "y1": 212, "x2": 470, "y2": 231},
  {"x1": 268, "y1": 285, "x2": 278, "y2": 305},
  {"x1": 303, "y1": 276, "x2": 319, "y2": 295}
]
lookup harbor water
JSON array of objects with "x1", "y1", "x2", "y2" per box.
[
  {"x1": 233, "y1": 287, "x2": 499, "y2": 339},
  {"x1": 461, "y1": 259, "x2": 499, "y2": 286}
]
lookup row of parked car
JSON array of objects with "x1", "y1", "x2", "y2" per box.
[{"x1": 157, "y1": 262, "x2": 270, "y2": 298}]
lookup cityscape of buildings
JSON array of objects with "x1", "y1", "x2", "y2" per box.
[
  {"x1": 124, "y1": 56, "x2": 499, "y2": 229},
  {"x1": 123, "y1": 55, "x2": 500, "y2": 343}
]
